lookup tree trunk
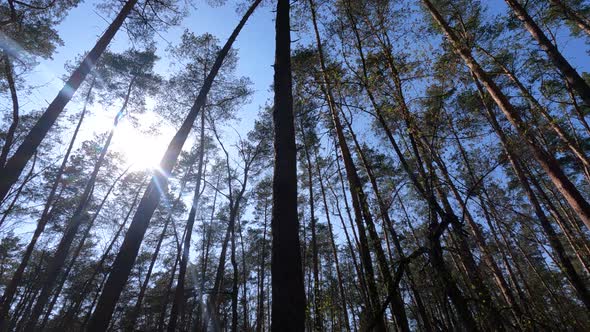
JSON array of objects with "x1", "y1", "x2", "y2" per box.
[
  {"x1": 0, "y1": 152, "x2": 36, "y2": 228},
  {"x1": 61, "y1": 179, "x2": 144, "y2": 329},
  {"x1": 255, "y1": 198, "x2": 268, "y2": 332},
  {"x1": 339, "y1": 107, "x2": 414, "y2": 332},
  {"x1": 157, "y1": 247, "x2": 181, "y2": 332},
  {"x1": 504, "y1": 0, "x2": 590, "y2": 107},
  {"x1": 39, "y1": 167, "x2": 130, "y2": 330},
  {"x1": 196, "y1": 175, "x2": 220, "y2": 330},
  {"x1": 231, "y1": 222, "x2": 239, "y2": 332},
  {"x1": 480, "y1": 49, "x2": 590, "y2": 177},
  {"x1": 314, "y1": 152, "x2": 351, "y2": 331},
  {"x1": 167, "y1": 110, "x2": 207, "y2": 332},
  {"x1": 125, "y1": 205, "x2": 175, "y2": 331},
  {"x1": 298, "y1": 120, "x2": 323, "y2": 332},
  {"x1": 238, "y1": 219, "x2": 249, "y2": 331},
  {"x1": 446, "y1": 123, "x2": 524, "y2": 326},
  {"x1": 549, "y1": 0, "x2": 590, "y2": 36},
  {"x1": 271, "y1": 0, "x2": 306, "y2": 330},
  {"x1": 0, "y1": 0, "x2": 138, "y2": 203}
]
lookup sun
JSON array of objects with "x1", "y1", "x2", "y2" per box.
[{"x1": 111, "y1": 118, "x2": 170, "y2": 171}]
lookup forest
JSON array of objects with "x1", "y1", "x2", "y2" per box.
[{"x1": 1, "y1": 0, "x2": 590, "y2": 331}]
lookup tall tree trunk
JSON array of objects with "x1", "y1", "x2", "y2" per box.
[
  {"x1": 231, "y1": 222, "x2": 239, "y2": 332},
  {"x1": 254, "y1": 199, "x2": 268, "y2": 332},
  {"x1": 157, "y1": 246, "x2": 181, "y2": 332},
  {"x1": 204, "y1": 139, "x2": 252, "y2": 329},
  {"x1": 526, "y1": 166, "x2": 590, "y2": 274},
  {"x1": 339, "y1": 106, "x2": 413, "y2": 332},
  {"x1": 341, "y1": 5, "x2": 477, "y2": 328},
  {"x1": 313, "y1": 150, "x2": 351, "y2": 331},
  {"x1": 238, "y1": 219, "x2": 249, "y2": 331},
  {"x1": 422, "y1": 0, "x2": 590, "y2": 232},
  {"x1": 271, "y1": 0, "x2": 306, "y2": 330},
  {"x1": 505, "y1": 0, "x2": 590, "y2": 106},
  {"x1": 0, "y1": 152, "x2": 36, "y2": 227},
  {"x1": 86, "y1": 3, "x2": 261, "y2": 329},
  {"x1": 445, "y1": 122, "x2": 524, "y2": 326},
  {"x1": 479, "y1": 49, "x2": 590, "y2": 177},
  {"x1": 298, "y1": 121, "x2": 323, "y2": 332},
  {"x1": 0, "y1": 0, "x2": 138, "y2": 203},
  {"x1": 167, "y1": 110, "x2": 207, "y2": 332},
  {"x1": 196, "y1": 175, "x2": 220, "y2": 330},
  {"x1": 125, "y1": 207, "x2": 175, "y2": 331},
  {"x1": 308, "y1": 2, "x2": 392, "y2": 329}
]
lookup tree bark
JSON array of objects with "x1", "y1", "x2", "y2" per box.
[
  {"x1": 39, "y1": 167, "x2": 130, "y2": 330},
  {"x1": 298, "y1": 120, "x2": 323, "y2": 332},
  {"x1": 471, "y1": 72, "x2": 590, "y2": 310},
  {"x1": 271, "y1": 0, "x2": 306, "y2": 330},
  {"x1": 60, "y1": 179, "x2": 144, "y2": 329}
]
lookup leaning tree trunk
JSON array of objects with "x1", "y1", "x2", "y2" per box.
[
  {"x1": 205, "y1": 133, "x2": 254, "y2": 329},
  {"x1": 0, "y1": 0, "x2": 138, "y2": 203},
  {"x1": 471, "y1": 72, "x2": 590, "y2": 310},
  {"x1": 313, "y1": 148, "x2": 351, "y2": 331},
  {"x1": 126, "y1": 163, "x2": 196, "y2": 332},
  {"x1": 310, "y1": 2, "x2": 393, "y2": 329},
  {"x1": 444, "y1": 125, "x2": 525, "y2": 326},
  {"x1": 255, "y1": 198, "x2": 268, "y2": 332},
  {"x1": 38, "y1": 167, "x2": 130, "y2": 330},
  {"x1": 231, "y1": 222, "x2": 239, "y2": 332},
  {"x1": 504, "y1": 0, "x2": 590, "y2": 106},
  {"x1": 344, "y1": 4, "x2": 477, "y2": 327},
  {"x1": 549, "y1": 0, "x2": 590, "y2": 36},
  {"x1": 60, "y1": 179, "x2": 144, "y2": 329},
  {"x1": 86, "y1": 3, "x2": 262, "y2": 330}
]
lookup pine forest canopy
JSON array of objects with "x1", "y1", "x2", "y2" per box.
[{"x1": 1, "y1": 0, "x2": 590, "y2": 330}]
